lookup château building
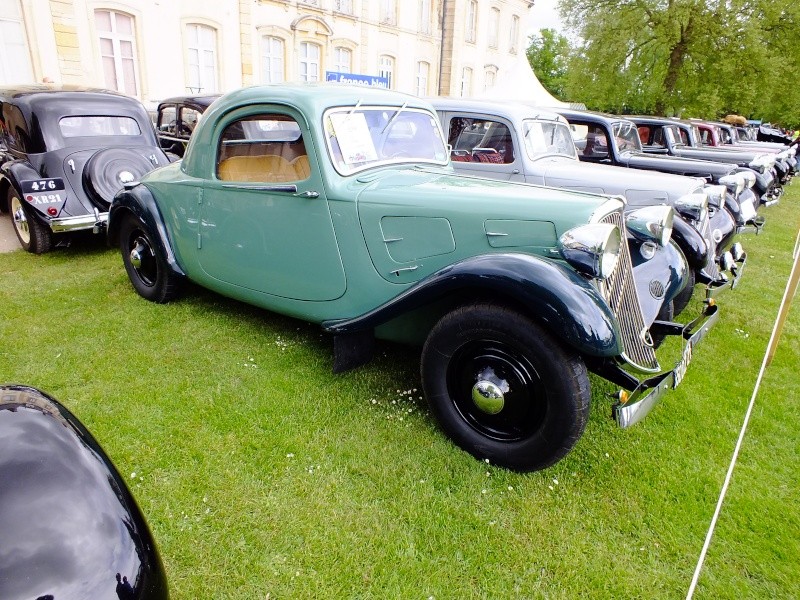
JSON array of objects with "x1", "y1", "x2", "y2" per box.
[{"x1": 0, "y1": 0, "x2": 536, "y2": 106}]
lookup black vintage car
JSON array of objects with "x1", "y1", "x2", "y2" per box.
[
  {"x1": 553, "y1": 108, "x2": 762, "y2": 231},
  {"x1": 0, "y1": 384, "x2": 169, "y2": 599},
  {"x1": 155, "y1": 94, "x2": 219, "y2": 157},
  {"x1": 625, "y1": 115, "x2": 783, "y2": 206},
  {"x1": 0, "y1": 85, "x2": 170, "y2": 253}
]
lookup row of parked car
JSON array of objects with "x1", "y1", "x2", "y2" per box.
[{"x1": 0, "y1": 82, "x2": 796, "y2": 599}]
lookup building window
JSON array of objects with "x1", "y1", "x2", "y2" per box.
[
  {"x1": 261, "y1": 35, "x2": 284, "y2": 83},
  {"x1": 510, "y1": 15, "x2": 520, "y2": 52},
  {"x1": 333, "y1": 47, "x2": 352, "y2": 73},
  {"x1": 186, "y1": 23, "x2": 218, "y2": 93},
  {"x1": 416, "y1": 61, "x2": 429, "y2": 96},
  {"x1": 0, "y1": 0, "x2": 34, "y2": 84},
  {"x1": 488, "y1": 8, "x2": 500, "y2": 48},
  {"x1": 96, "y1": 9, "x2": 139, "y2": 96},
  {"x1": 419, "y1": 0, "x2": 432, "y2": 35},
  {"x1": 465, "y1": 0, "x2": 477, "y2": 43},
  {"x1": 334, "y1": 0, "x2": 353, "y2": 13},
  {"x1": 379, "y1": 55, "x2": 394, "y2": 89},
  {"x1": 380, "y1": 0, "x2": 397, "y2": 25},
  {"x1": 460, "y1": 67, "x2": 472, "y2": 97},
  {"x1": 484, "y1": 68, "x2": 496, "y2": 92},
  {"x1": 299, "y1": 42, "x2": 321, "y2": 82}
]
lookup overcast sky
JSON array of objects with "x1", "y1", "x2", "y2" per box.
[{"x1": 528, "y1": 0, "x2": 564, "y2": 33}]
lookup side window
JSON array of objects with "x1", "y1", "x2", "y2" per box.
[
  {"x1": 158, "y1": 105, "x2": 177, "y2": 136},
  {"x1": 582, "y1": 124, "x2": 609, "y2": 159},
  {"x1": 178, "y1": 107, "x2": 202, "y2": 137},
  {"x1": 217, "y1": 114, "x2": 309, "y2": 183},
  {"x1": 447, "y1": 117, "x2": 515, "y2": 164}
]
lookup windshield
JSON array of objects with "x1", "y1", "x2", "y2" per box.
[
  {"x1": 323, "y1": 105, "x2": 448, "y2": 175},
  {"x1": 59, "y1": 115, "x2": 141, "y2": 137},
  {"x1": 611, "y1": 121, "x2": 641, "y2": 153},
  {"x1": 522, "y1": 119, "x2": 576, "y2": 160}
]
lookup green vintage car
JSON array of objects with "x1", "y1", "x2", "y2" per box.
[{"x1": 108, "y1": 84, "x2": 716, "y2": 471}]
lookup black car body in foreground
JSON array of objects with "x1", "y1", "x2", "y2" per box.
[
  {"x1": 0, "y1": 384, "x2": 169, "y2": 600},
  {"x1": 0, "y1": 85, "x2": 170, "y2": 253}
]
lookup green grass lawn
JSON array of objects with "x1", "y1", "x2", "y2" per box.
[{"x1": 1, "y1": 187, "x2": 799, "y2": 599}]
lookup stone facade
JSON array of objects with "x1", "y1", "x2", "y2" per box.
[{"x1": 3, "y1": 0, "x2": 534, "y2": 106}]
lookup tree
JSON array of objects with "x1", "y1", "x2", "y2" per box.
[
  {"x1": 556, "y1": 0, "x2": 800, "y2": 123},
  {"x1": 526, "y1": 28, "x2": 571, "y2": 100}
]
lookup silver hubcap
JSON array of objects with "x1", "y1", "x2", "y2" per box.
[
  {"x1": 129, "y1": 242, "x2": 147, "y2": 270},
  {"x1": 10, "y1": 196, "x2": 30, "y2": 244},
  {"x1": 471, "y1": 367, "x2": 509, "y2": 415}
]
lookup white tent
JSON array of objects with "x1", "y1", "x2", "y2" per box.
[{"x1": 478, "y1": 51, "x2": 569, "y2": 107}]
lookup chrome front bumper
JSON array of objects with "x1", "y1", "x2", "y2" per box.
[{"x1": 613, "y1": 303, "x2": 720, "y2": 428}]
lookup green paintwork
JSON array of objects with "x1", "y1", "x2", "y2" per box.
[{"x1": 136, "y1": 84, "x2": 622, "y2": 335}]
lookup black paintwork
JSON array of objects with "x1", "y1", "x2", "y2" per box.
[{"x1": 0, "y1": 384, "x2": 169, "y2": 600}]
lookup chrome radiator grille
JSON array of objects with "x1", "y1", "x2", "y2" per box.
[
  {"x1": 700, "y1": 208, "x2": 720, "y2": 280},
  {"x1": 598, "y1": 212, "x2": 659, "y2": 372}
]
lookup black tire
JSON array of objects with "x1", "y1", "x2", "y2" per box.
[
  {"x1": 119, "y1": 214, "x2": 181, "y2": 303},
  {"x1": 83, "y1": 148, "x2": 158, "y2": 210},
  {"x1": 672, "y1": 267, "x2": 696, "y2": 317},
  {"x1": 7, "y1": 187, "x2": 53, "y2": 254},
  {"x1": 420, "y1": 304, "x2": 591, "y2": 472}
]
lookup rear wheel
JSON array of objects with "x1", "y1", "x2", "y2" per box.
[
  {"x1": 421, "y1": 304, "x2": 591, "y2": 472},
  {"x1": 119, "y1": 214, "x2": 181, "y2": 303},
  {"x1": 8, "y1": 187, "x2": 53, "y2": 254}
]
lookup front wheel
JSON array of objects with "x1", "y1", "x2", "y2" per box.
[
  {"x1": 119, "y1": 214, "x2": 181, "y2": 303},
  {"x1": 8, "y1": 187, "x2": 53, "y2": 253},
  {"x1": 421, "y1": 304, "x2": 591, "y2": 471}
]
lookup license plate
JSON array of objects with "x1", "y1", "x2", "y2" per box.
[
  {"x1": 21, "y1": 178, "x2": 66, "y2": 205},
  {"x1": 673, "y1": 341, "x2": 693, "y2": 389}
]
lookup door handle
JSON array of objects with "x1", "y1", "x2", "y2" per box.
[{"x1": 293, "y1": 190, "x2": 319, "y2": 198}]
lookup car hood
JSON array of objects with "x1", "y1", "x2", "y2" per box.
[
  {"x1": 538, "y1": 158, "x2": 705, "y2": 207},
  {"x1": 623, "y1": 152, "x2": 736, "y2": 181},
  {"x1": 352, "y1": 166, "x2": 622, "y2": 285},
  {"x1": 354, "y1": 166, "x2": 616, "y2": 230}
]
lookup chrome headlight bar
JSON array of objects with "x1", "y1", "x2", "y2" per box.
[
  {"x1": 625, "y1": 205, "x2": 674, "y2": 246},
  {"x1": 559, "y1": 223, "x2": 622, "y2": 280}
]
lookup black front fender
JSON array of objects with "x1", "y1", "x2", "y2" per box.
[
  {"x1": 108, "y1": 184, "x2": 185, "y2": 277},
  {"x1": 324, "y1": 253, "x2": 623, "y2": 359}
]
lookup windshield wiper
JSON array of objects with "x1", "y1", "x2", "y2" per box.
[{"x1": 381, "y1": 102, "x2": 408, "y2": 134}]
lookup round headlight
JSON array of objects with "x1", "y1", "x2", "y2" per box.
[
  {"x1": 559, "y1": 223, "x2": 621, "y2": 280},
  {"x1": 719, "y1": 173, "x2": 745, "y2": 198},
  {"x1": 740, "y1": 170, "x2": 756, "y2": 188},
  {"x1": 674, "y1": 192, "x2": 709, "y2": 222},
  {"x1": 625, "y1": 205, "x2": 674, "y2": 246},
  {"x1": 703, "y1": 184, "x2": 726, "y2": 209}
]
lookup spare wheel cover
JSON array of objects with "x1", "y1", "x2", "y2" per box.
[{"x1": 83, "y1": 148, "x2": 157, "y2": 209}]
